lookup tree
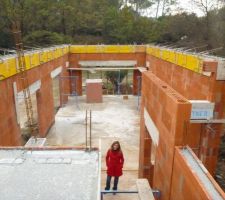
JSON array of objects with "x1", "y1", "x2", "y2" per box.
[
  {"x1": 155, "y1": 0, "x2": 178, "y2": 18},
  {"x1": 105, "y1": 70, "x2": 128, "y2": 93},
  {"x1": 128, "y1": 0, "x2": 154, "y2": 13},
  {"x1": 192, "y1": 0, "x2": 225, "y2": 48}
]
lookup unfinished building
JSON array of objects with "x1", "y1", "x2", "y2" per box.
[{"x1": 0, "y1": 45, "x2": 225, "y2": 199}]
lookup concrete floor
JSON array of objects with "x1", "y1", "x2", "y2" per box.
[{"x1": 46, "y1": 95, "x2": 140, "y2": 200}]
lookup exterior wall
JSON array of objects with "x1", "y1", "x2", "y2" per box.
[
  {"x1": 170, "y1": 147, "x2": 225, "y2": 200},
  {"x1": 146, "y1": 54, "x2": 225, "y2": 175},
  {"x1": 69, "y1": 53, "x2": 146, "y2": 95},
  {"x1": 0, "y1": 54, "x2": 69, "y2": 145},
  {"x1": 0, "y1": 79, "x2": 21, "y2": 145},
  {"x1": 139, "y1": 71, "x2": 191, "y2": 200}
]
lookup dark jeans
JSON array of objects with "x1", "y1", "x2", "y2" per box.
[{"x1": 105, "y1": 175, "x2": 119, "y2": 190}]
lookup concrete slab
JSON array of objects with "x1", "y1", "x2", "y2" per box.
[
  {"x1": 0, "y1": 149, "x2": 100, "y2": 200},
  {"x1": 47, "y1": 95, "x2": 140, "y2": 199}
]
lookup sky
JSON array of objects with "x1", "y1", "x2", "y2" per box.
[{"x1": 141, "y1": 0, "x2": 220, "y2": 18}]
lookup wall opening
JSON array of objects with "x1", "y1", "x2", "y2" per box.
[
  {"x1": 82, "y1": 69, "x2": 134, "y2": 95},
  {"x1": 52, "y1": 76, "x2": 60, "y2": 113},
  {"x1": 17, "y1": 93, "x2": 39, "y2": 144}
]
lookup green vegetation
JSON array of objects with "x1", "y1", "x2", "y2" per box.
[{"x1": 0, "y1": 0, "x2": 225, "y2": 56}]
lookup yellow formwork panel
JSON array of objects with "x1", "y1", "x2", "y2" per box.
[
  {"x1": 147, "y1": 46, "x2": 203, "y2": 74},
  {"x1": 169, "y1": 51, "x2": 176, "y2": 63},
  {"x1": 186, "y1": 55, "x2": 202, "y2": 73},
  {"x1": 41, "y1": 51, "x2": 48, "y2": 63},
  {"x1": 162, "y1": 49, "x2": 170, "y2": 61},
  {"x1": 24, "y1": 55, "x2": 31, "y2": 70},
  {"x1": 30, "y1": 53, "x2": 40, "y2": 68},
  {"x1": 86, "y1": 46, "x2": 101, "y2": 53},
  {"x1": 47, "y1": 51, "x2": 53, "y2": 61},
  {"x1": 70, "y1": 46, "x2": 86, "y2": 53},
  {"x1": 146, "y1": 47, "x2": 154, "y2": 55},
  {"x1": 6, "y1": 58, "x2": 17, "y2": 77},
  {"x1": 0, "y1": 61, "x2": 7, "y2": 79},
  {"x1": 0, "y1": 46, "x2": 68, "y2": 80},
  {"x1": 70, "y1": 45, "x2": 135, "y2": 54}
]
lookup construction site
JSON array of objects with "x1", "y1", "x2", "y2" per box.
[{"x1": 1, "y1": 42, "x2": 225, "y2": 200}]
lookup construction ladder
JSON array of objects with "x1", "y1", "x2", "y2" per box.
[{"x1": 12, "y1": 21, "x2": 37, "y2": 137}]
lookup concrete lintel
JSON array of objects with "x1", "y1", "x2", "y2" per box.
[
  {"x1": 68, "y1": 67, "x2": 136, "y2": 71},
  {"x1": 78, "y1": 60, "x2": 137, "y2": 67},
  {"x1": 51, "y1": 66, "x2": 62, "y2": 78},
  {"x1": 144, "y1": 108, "x2": 159, "y2": 146}
]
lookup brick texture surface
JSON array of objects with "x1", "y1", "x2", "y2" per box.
[
  {"x1": 146, "y1": 54, "x2": 225, "y2": 174},
  {"x1": 0, "y1": 54, "x2": 69, "y2": 145},
  {"x1": 69, "y1": 53, "x2": 146, "y2": 95},
  {"x1": 170, "y1": 147, "x2": 225, "y2": 200},
  {"x1": 139, "y1": 71, "x2": 191, "y2": 200}
]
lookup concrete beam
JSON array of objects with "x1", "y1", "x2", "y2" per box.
[
  {"x1": 51, "y1": 66, "x2": 62, "y2": 78},
  {"x1": 78, "y1": 60, "x2": 137, "y2": 67}
]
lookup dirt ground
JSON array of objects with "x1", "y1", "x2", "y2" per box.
[{"x1": 46, "y1": 95, "x2": 140, "y2": 200}]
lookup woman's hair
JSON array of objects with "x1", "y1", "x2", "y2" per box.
[{"x1": 111, "y1": 141, "x2": 121, "y2": 152}]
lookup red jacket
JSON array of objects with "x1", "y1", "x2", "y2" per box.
[{"x1": 106, "y1": 149, "x2": 124, "y2": 177}]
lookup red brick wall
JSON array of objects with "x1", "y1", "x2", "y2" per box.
[
  {"x1": 146, "y1": 54, "x2": 225, "y2": 174},
  {"x1": 140, "y1": 71, "x2": 191, "y2": 200},
  {"x1": 0, "y1": 79, "x2": 21, "y2": 145},
  {"x1": 0, "y1": 54, "x2": 69, "y2": 145},
  {"x1": 36, "y1": 74, "x2": 54, "y2": 137},
  {"x1": 170, "y1": 147, "x2": 225, "y2": 200}
]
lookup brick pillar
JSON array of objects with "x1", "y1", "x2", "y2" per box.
[
  {"x1": 59, "y1": 68, "x2": 70, "y2": 106},
  {"x1": 37, "y1": 75, "x2": 55, "y2": 137},
  {"x1": 133, "y1": 69, "x2": 141, "y2": 95}
]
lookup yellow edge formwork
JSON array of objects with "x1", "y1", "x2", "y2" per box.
[
  {"x1": 69, "y1": 45, "x2": 146, "y2": 54},
  {"x1": 0, "y1": 45, "x2": 205, "y2": 80},
  {"x1": 146, "y1": 46, "x2": 203, "y2": 73},
  {"x1": 0, "y1": 45, "x2": 69, "y2": 80}
]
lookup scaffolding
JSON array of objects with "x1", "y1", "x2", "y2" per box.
[
  {"x1": 59, "y1": 76, "x2": 79, "y2": 108},
  {"x1": 137, "y1": 75, "x2": 142, "y2": 110}
]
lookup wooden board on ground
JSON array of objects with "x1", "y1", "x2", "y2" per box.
[{"x1": 136, "y1": 179, "x2": 155, "y2": 200}]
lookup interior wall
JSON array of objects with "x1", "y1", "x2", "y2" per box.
[
  {"x1": 140, "y1": 71, "x2": 191, "y2": 200},
  {"x1": 146, "y1": 54, "x2": 225, "y2": 174}
]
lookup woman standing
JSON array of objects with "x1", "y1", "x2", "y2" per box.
[{"x1": 105, "y1": 141, "x2": 124, "y2": 191}]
